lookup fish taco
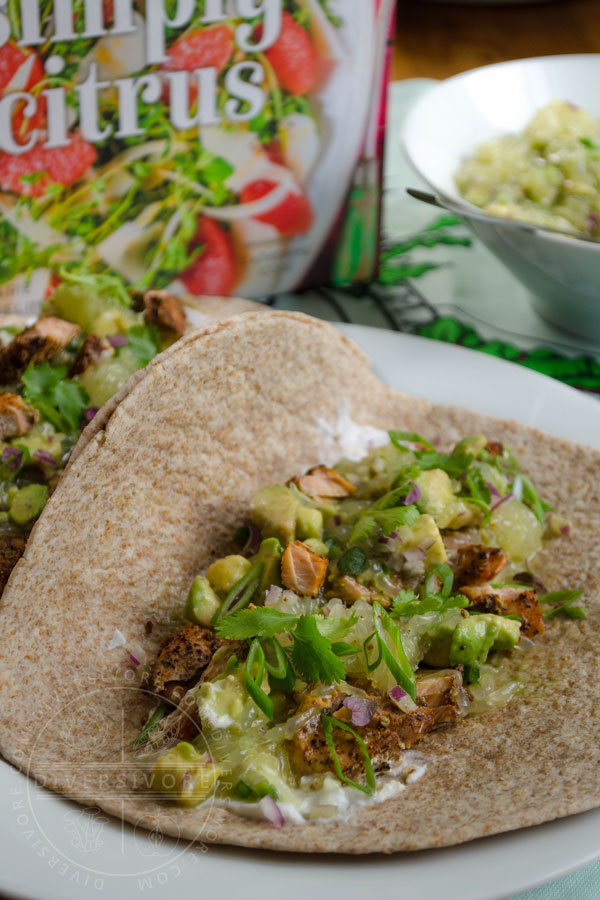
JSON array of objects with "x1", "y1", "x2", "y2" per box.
[
  {"x1": 0, "y1": 281, "x2": 260, "y2": 593},
  {"x1": 0, "y1": 310, "x2": 597, "y2": 854}
]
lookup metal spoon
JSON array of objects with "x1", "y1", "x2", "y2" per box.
[{"x1": 406, "y1": 188, "x2": 600, "y2": 246}]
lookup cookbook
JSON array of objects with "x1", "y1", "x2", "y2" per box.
[{"x1": 0, "y1": 0, "x2": 396, "y2": 311}]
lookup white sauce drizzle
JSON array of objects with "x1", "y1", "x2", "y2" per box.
[
  {"x1": 213, "y1": 752, "x2": 428, "y2": 826},
  {"x1": 315, "y1": 403, "x2": 389, "y2": 462}
]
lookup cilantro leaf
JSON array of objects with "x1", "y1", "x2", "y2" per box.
[
  {"x1": 348, "y1": 515, "x2": 377, "y2": 545},
  {"x1": 53, "y1": 380, "x2": 89, "y2": 432},
  {"x1": 126, "y1": 324, "x2": 159, "y2": 366},
  {"x1": 291, "y1": 616, "x2": 346, "y2": 683},
  {"x1": 215, "y1": 608, "x2": 299, "y2": 640},
  {"x1": 348, "y1": 505, "x2": 420, "y2": 545},
  {"x1": 22, "y1": 362, "x2": 89, "y2": 434},
  {"x1": 375, "y1": 506, "x2": 420, "y2": 535},
  {"x1": 338, "y1": 547, "x2": 368, "y2": 575},
  {"x1": 416, "y1": 451, "x2": 473, "y2": 476}
]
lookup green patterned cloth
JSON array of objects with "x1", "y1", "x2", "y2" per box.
[
  {"x1": 272, "y1": 79, "x2": 600, "y2": 395},
  {"x1": 274, "y1": 78, "x2": 600, "y2": 897}
]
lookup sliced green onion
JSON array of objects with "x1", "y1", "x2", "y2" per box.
[
  {"x1": 389, "y1": 430, "x2": 435, "y2": 452},
  {"x1": 322, "y1": 714, "x2": 376, "y2": 795},
  {"x1": 540, "y1": 589, "x2": 586, "y2": 620},
  {"x1": 245, "y1": 638, "x2": 274, "y2": 720},
  {"x1": 331, "y1": 641, "x2": 359, "y2": 657},
  {"x1": 363, "y1": 630, "x2": 382, "y2": 672},
  {"x1": 515, "y1": 473, "x2": 553, "y2": 525},
  {"x1": 262, "y1": 636, "x2": 296, "y2": 692},
  {"x1": 423, "y1": 562, "x2": 454, "y2": 600},
  {"x1": 372, "y1": 602, "x2": 417, "y2": 701},
  {"x1": 212, "y1": 561, "x2": 264, "y2": 625},
  {"x1": 133, "y1": 702, "x2": 168, "y2": 747},
  {"x1": 464, "y1": 664, "x2": 481, "y2": 684}
]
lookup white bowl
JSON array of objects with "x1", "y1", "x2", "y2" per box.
[{"x1": 402, "y1": 54, "x2": 600, "y2": 338}]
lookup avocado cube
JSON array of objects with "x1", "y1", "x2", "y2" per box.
[
  {"x1": 150, "y1": 742, "x2": 220, "y2": 807},
  {"x1": 296, "y1": 507, "x2": 323, "y2": 541},
  {"x1": 185, "y1": 576, "x2": 221, "y2": 627},
  {"x1": 9, "y1": 484, "x2": 47, "y2": 525},
  {"x1": 250, "y1": 485, "x2": 298, "y2": 545}
]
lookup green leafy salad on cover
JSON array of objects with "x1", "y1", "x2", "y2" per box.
[
  {"x1": 136, "y1": 432, "x2": 584, "y2": 824},
  {"x1": 0, "y1": 276, "x2": 186, "y2": 589}
]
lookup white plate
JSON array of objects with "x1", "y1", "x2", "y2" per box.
[{"x1": 1, "y1": 325, "x2": 599, "y2": 900}]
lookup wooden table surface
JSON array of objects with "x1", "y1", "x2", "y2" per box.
[{"x1": 393, "y1": 0, "x2": 600, "y2": 80}]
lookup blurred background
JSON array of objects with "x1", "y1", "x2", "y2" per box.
[{"x1": 393, "y1": 0, "x2": 599, "y2": 78}]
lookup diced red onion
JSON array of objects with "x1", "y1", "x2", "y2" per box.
[
  {"x1": 491, "y1": 492, "x2": 513, "y2": 512},
  {"x1": 129, "y1": 654, "x2": 140, "y2": 667},
  {"x1": 388, "y1": 686, "x2": 418, "y2": 713},
  {"x1": 33, "y1": 450, "x2": 56, "y2": 466},
  {"x1": 378, "y1": 536, "x2": 389, "y2": 544},
  {"x1": 84, "y1": 407, "x2": 99, "y2": 423},
  {"x1": 241, "y1": 523, "x2": 261, "y2": 557},
  {"x1": 258, "y1": 795, "x2": 284, "y2": 828},
  {"x1": 486, "y1": 481, "x2": 500, "y2": 498},
  {"x1": 404, "y1": 483, "x2": 421, "y2": 505},
  {"x1": 2, "y1": 446, "x2": 22, "y2": 470},
  {"x1": 560, "y1": 524, "x2": 570, "y2": 536},
  {"x1": 333, "y1": 515, "x2": 342, "y2": 527},
  {"x1": 389, "y1": 531, "x2": 398, "y2": 540},
  {"x1": 108, "y1": 334, "x2": 128, "y2": 348},
  {"x1": 343, "y1": 696, "x2": 377, "y2": 727}
]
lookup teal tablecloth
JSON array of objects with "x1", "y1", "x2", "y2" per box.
[{"x1": 275, "y1": 79, "x2": 600, "y2": 899}]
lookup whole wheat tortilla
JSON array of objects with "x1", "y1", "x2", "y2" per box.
[{"x1": 0, "y1": 310, "x2": 598, "y2": 855}]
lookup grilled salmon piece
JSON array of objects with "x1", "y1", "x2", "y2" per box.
[
  {"x1": 453, "y1": 544, "x2": 507, "y2": 587},
  {"x1": 281, "y1": 540, "x2": 328, "y2": 597},
  {"x1": 485, "y1": 440, "x2": 504, "y2": 457},
  {"x1": 459, "y1": 583, "x2": 545, "y2": 637},
  {"x1": 332, "y1": 574, "x2": 375, "y2": 604},
  {"x1": 148, "y1": 624, "x2": 244, "y2": 703},
  {"x1": 0, "y1": 392, "x2": 38, "y2": 439},
  {"x1": 133, "y1": 289, "x2": 187, "y2": 338},
  {"x1": 290, "y1": 671, "x2": 469, "y2": 778},
  {"x1": 69, "y1": 334, "x2": 112, "y2": 377},
  {"x1": 0, "y1": 317, "x2": 80, "y2": 383},
  {"x1": 292, "y1": 466, "x2": 356, "y2": 503}
]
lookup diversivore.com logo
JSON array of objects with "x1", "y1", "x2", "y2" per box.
[{"x1": 7, "y1": 683, "x2": 230, "y2": 891}]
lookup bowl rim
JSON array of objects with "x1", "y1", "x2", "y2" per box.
[{"x1": 401, "y1": 53, "x2": 600, "y2": 252}]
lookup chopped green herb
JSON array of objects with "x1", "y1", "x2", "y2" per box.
[
  {"x1": 416, "y1": 451, "x2": 474, "y2": 477},
  {"x1": 338, "y1": 546, "x2": 368, "y2": 575},
  {"x1": 212, "y1": 561, "x2": 264, "y2": 625},
  {"x1": 291, "y1": 616, "x2": 346, "y2": 684},
  {"x1": 126, "y1": 324, "x2": 160, "y2": 366},
  {"x1": 216, "y1": 607, "x2": 298, "y2": 640},
  {"x1": 133, "y1": 702, "x2": 168, "y2": 747},
  {"x1": 540, "y1": 590, "x2": 586, "y2": 620},
  {"x1": 367, "y1": 602, "x2": 417, "y2": 700},
  {"x1": 321, "y1": 714, "x2": 376, "y2": 795},
  {"x1": 389, "y1": 430, "x2": 435, "y2": 452},
  {"x1": 22, "y1": 362, "x2": 88, "y2": 434},
  {"x1": 244, "y1": 639, "x2": 274, "y2": 720},
  {"x1": 233, "y1": 779, "x2": 278, "y2": 802}
]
